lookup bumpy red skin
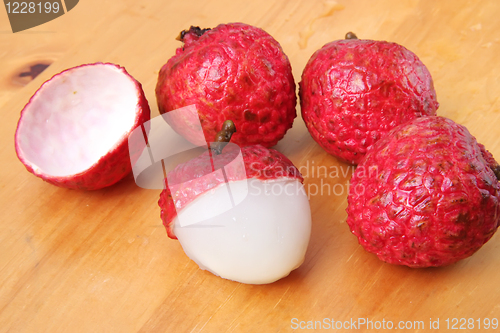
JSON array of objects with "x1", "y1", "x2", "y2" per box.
[
  {"x1": 156, "y1": 23, "x2": 297, "y2": 147},
  {"x1": 299, "y1": 38, "x2": 439, "y2": 165},
  {"x1": 346, "y1": 116, "x2": 500, "y2": 267},
  {"x1": 158, "y1": 145, "x2": 303, "y2": 239},
  {"x1": 15, "y1": 63, "x2": 151, "y2": 190}
]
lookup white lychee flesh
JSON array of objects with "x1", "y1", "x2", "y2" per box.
[
  {"x1": 173, "y1": 178, "x2": 312, "y2": 284},
  {"x1": 16, "y1": 64, "x2": 140, "y2": 179}
]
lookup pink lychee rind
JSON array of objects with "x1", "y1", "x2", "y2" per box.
[
  {"x1": 158, "y1": 145, "x2": 303, "y2": 239},
  {"x1": 299, "y1": 38, "x2": 439, "y2": 165},
  {"x1": 156, "y1": 22, "x2": 297, "y2": 148},
  {"x1": 14, "y1": 63, "x2": 151, "y2": 190},
  {"x1": 346, "y1": 116, "x2": 500, "y2": 267}
]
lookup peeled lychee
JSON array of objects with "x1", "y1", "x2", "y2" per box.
[
  {"x1": 158, "y1": 142, "x2": 311, "y2": 284},
  {"x1": 299, "y1": 33, "x2": 439, "y2": 164},
  {"x1": 15, "y1": 63, "x2": 151, "y2": 190},
  {"x1": 155, "y1": 23, "x2": 297, "y2": 147},
  {"x1": 346, "y1": 116, "x2": 500, "y2": 267}
]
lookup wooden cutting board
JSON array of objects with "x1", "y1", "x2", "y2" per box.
[{"x1": 1, "y1": 0, "x2": 500, "y2": 332}]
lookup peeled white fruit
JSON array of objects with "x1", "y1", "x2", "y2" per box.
[
  {"x1": 158, "y1": 144, "x2": 312, "y2": 284},
  {"x1": 174, "y1": 178, "x2": 311, "y2": 284},
  {"x1": 15, "y1": 63, "x2": 150, "y2": 190}
]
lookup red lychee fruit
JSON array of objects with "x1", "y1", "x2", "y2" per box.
[
  {"x1": 346, "y1": 116, "x2": 500, "y2": 267},
  {"x1": 158, "y1": 142, "x2": 311, "y2": 284},
  {"x1": 15, "y1": 63, "x2": 151, "y2": 190},
  {"x1": 299, "y1": 32, "x2": 439, "y2": 165},
  {"x1": 155, "y1": 23, "x2": 297, "y2": 148}
]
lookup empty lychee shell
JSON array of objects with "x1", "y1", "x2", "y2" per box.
[{"x1": 15, "y1": 63, "x2": 150, "y2": 190}]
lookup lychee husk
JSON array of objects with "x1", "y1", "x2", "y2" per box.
[
  {"x1": 158, "y1": 144, "x2": 303, "y2": 239},
  {"x1": 346, "y1": 116, "x2": 500, "y2": 267},
  {"x1": 15, "y1": 63, "x2": 151, "y2": 190}
]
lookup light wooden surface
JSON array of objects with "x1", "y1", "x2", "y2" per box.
[{"x1": 1, "y1": 0, "x2": 500, "y2": 332}]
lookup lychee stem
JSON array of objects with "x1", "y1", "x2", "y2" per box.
[
  {"x1": 211, "y1": 120, "x2": 237, "y2": 155},
  {"x1": 176, "y1": 26, "x2": 211, "y2": 41},
  {"x1": 345, "y1": 32, "x2": 358, "y2": 40},
  {"x1": 492, "y1": 164, "x2": 500, "y2": 181}
]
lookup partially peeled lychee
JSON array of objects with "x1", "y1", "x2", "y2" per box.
[
  {"x1": 158, "y1": 123, "x2": 311, "y2": 284},
  {"x1": 15, "y1": 63, "x2": 151, "y2": 190}
]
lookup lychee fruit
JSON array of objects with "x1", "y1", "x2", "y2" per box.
[
  {"x1": 299, "y1": 32, "x2": 439, "y2": 165},
  {"x1": 155, "y1": 23, "x2": 297, "y2": 148},
  {"x1": 158, "y1": 122, "x2": 311, "y2": 284},
  {"x1": 15, "y1": 63, "x2": 151, "y2": 190},
  {"x1": 346, "y1": 116, "x2": 500, "y2": 267}
]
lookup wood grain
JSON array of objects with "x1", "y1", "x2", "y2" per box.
[{"x1": 1, "y1": 0, "x2": 500, "y2": 332}]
